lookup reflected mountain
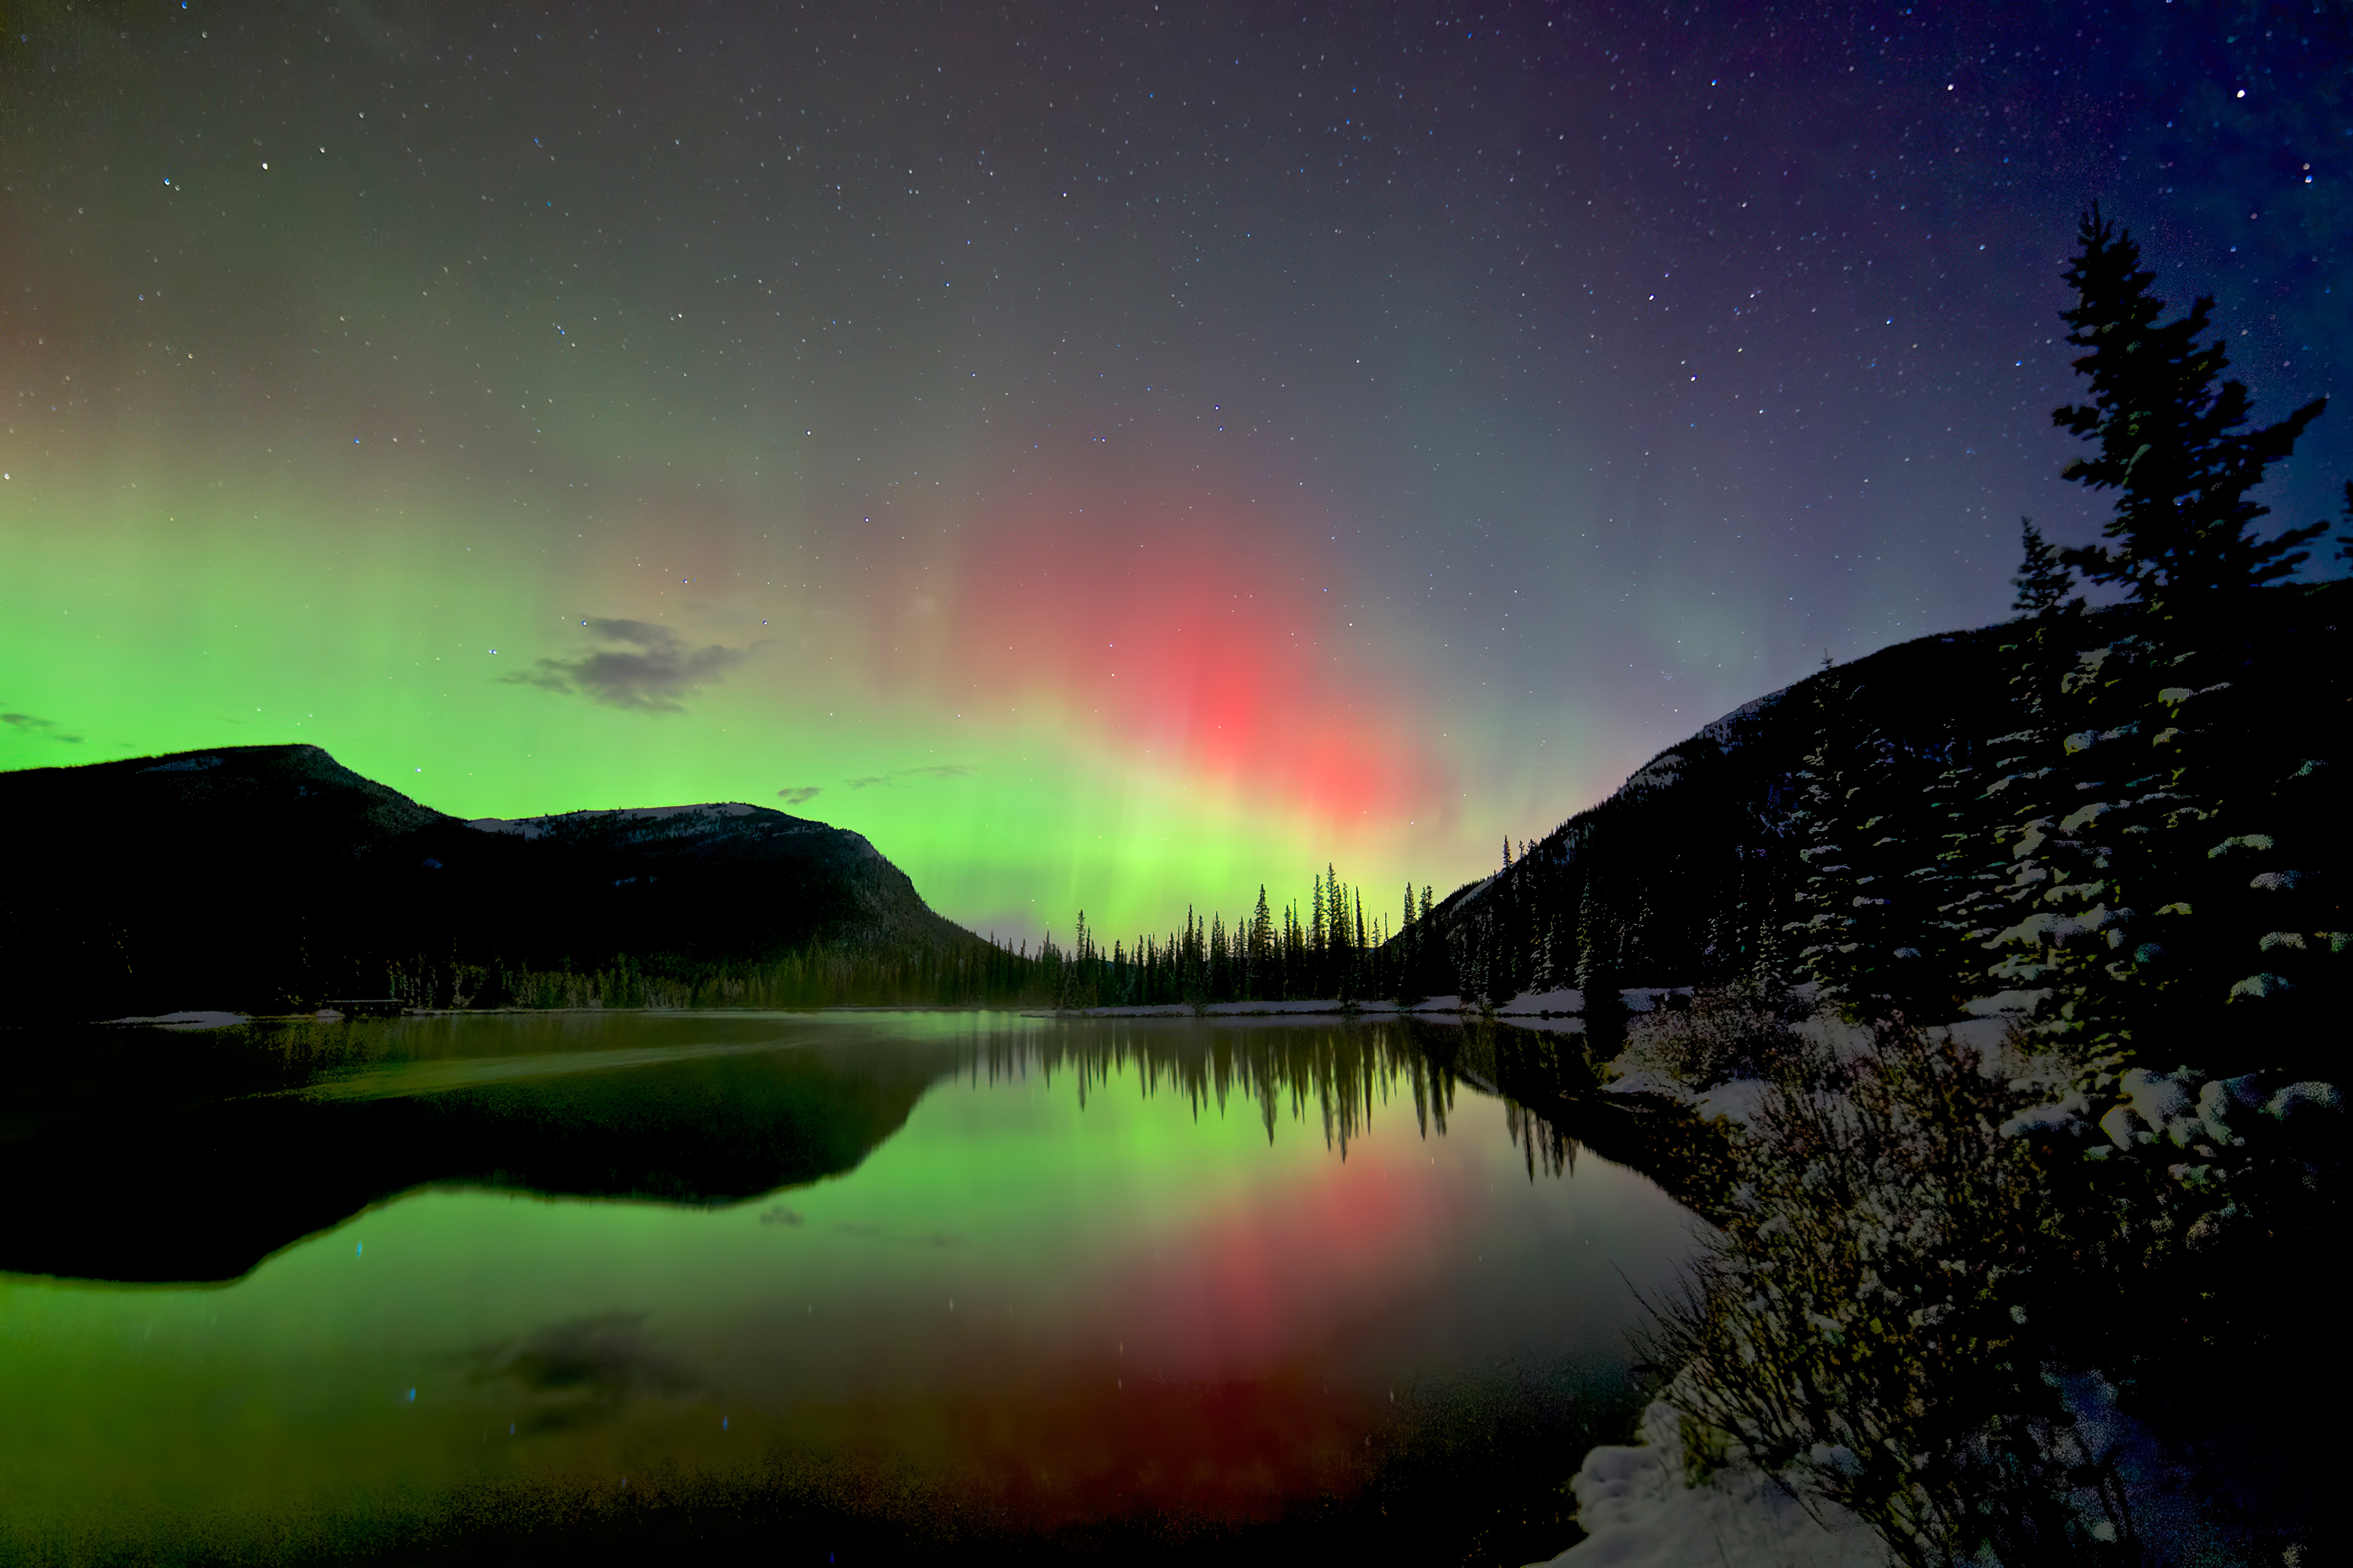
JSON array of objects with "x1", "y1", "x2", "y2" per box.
[
  {"x1": 0, "y1": 1016, "x2": 953, "y2": 1283},
  {"x1": 0, "y1": 1011, "x2": 1708, "y2": 1286}
]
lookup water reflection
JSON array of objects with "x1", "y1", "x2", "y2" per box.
[
  {"x1": 2, "y1": 1013, "x2": 1615, "y2": 1283},
  {"x1": 977, "y1": 1018, "x2": 1467, "y2": 1157},
  {"x1": 0, "y1": 1012, "x2": 1691, "y2": 1564}
]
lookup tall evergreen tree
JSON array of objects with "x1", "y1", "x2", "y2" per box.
[
  {"x1": 2052, "y1": 206, "x2": 2327, "y2": 610},
  {"x1": 1248, "y1": 884, "x2": 1275, "y2": 998},
  {"x1": 1353, "y1": 888, "x2": 1368, "y2": 991},
  {"x1": 2010, "y1": 518, "x2": 2080, "y2": 619},
  {"x1": 1982, "y1": 216, "x2": 2340, "y2": 1084},
  {"x1": 1309, "y1": 873, "x2": 1327, "y2": 994},
  {"x1": 1576, "y1": 877, "x2": 1628, "y2": 1057}
]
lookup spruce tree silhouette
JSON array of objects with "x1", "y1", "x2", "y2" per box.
[
  {"x1": 2052, "y1": 205, "x2": 2327, "y2": 610},
  {"x1": 2008, "y1": 517, "x2": 2079, "y2": 618}
]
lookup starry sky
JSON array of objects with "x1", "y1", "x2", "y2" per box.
[{"x1": 2, "y1": 0, "x2": 2344, "y2": 946}]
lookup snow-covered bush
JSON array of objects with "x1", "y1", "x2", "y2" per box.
[
  {"x1": 1617, "y1": 979, "x2": 1806, "y2": 1091},
  {"x1": 1637, "y1": 1018, "x2": 2134, "y2": 1566},
  {"x1": 2001, "y1": 1059, "x2": 2343, "y2": 1301}
]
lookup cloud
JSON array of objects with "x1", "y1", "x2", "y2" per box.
[
  {"x1": 776, "y1": 786, "x2": 822, "y2": 807},
  {"x1": 846, "y1": 764, "x2": 975, "y2": 790},
  {"x1": 2, "y1": 713, "x2": 82, "y2": 744},
  {"x1": 502, "y1": 619, "x2": 752, "y2": 714}
]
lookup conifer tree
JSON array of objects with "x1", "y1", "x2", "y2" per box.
[
  {"x1": 1488, "y1": 838, "x2": 1523, "y2": 1004},
  {"x1": 1327, "y1": 863, "x2": 1345, "y2": 989},
  {"x1": 1248, "y1": 884, "x2": 1275, "y2": 999},
  {"x1": 1984, "y1": 214, "x2": 2338, "y2": 1081},
  {"x1": 1781, "y1": 676, "x2": 1860, "y2": 1003},
  {"x1": 1309, "y1": 873, "x2": 1327, "y2": 994},
  {"x1": 1409, "y1": 884, "x2": 1455, "y2": 999},
  {"x1": 2052, "y1": 206, "x2": 2327, "y2": 611},
  {"x1": 2010, "y1": 518, "x2": 2080, "y2": 619},
  {"x1": 1352, "y1": 888, "x2": 1368, "y2": 998},
  {"x1": 1576, "y1": 878, "x2": 1628, "y2": 1057}
]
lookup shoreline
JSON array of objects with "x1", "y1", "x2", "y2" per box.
[{"x1": 89, "y1": 987, "x2": 1699, "y2": 1031}]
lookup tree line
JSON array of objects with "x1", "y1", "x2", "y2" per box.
[{"x1": 1036, "y1": 865, "x2": 1456, "y2": 1009}]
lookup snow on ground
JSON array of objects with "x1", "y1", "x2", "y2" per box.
[
  {"x1": 467, "y1": 801, "x2": 760, "y2": 839},
  {"x1": 1689, "y1": 1078, "x2": 1773, "y2": 1126},
  {"x1": 1059, "y1": 984, "x2": 1703, "y2": 1021},
  {"x1": 100, "y1": 1010, "x2": 251, "y2": 1030},
  {"x1": 1605, "y1": 1009, "x2": 2021, "y2": 1124},
  {"x1": 1963, "y1": 988, "x2": 2053, "y2": 1018},
  {"x1": 1063, "y1": 987, "x2": 1686, "y2": 1022},
  {"x1": 1497, "y1": 987, "x2": 1583, "y2": 1014},
  {"x1": 1531, "y1": 1401, "x2": 1888, "y2": 1567},
  {"x1": 1061, "y1": 997, "x2": 1474, "y2": 1018}
]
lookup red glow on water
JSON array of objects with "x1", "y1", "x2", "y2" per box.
[
  {"x1": 737, "y1": 1142, "x2": 1459, "y2": 1529},
  {"x1": 1116, "y1": 1139, "x2": 1448, "y2": 1376},
  {"x1": 768, "y1": 1360, "x2": 1385, "y2": 1528}
]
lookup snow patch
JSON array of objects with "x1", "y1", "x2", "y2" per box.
[
  {"x1": 1963, "y1": 989, "x2": 2053, "y2": 1018},
  {"x1": 1689, "y1": 1079, "x2": 1772, "y2": 1126},
  {"x1": 101, "y1": 1010, "x2": 249, "y2": 1030},
  {"x1": 2266, "y1": 1081, "x2": 2343, "y2": 1121},
  {"x1": 469, "y1": 801, "x2": 761, "y2": 840},
  {"x1": 1531, "y1": 1401, "x2": 1886, "y2": 1567},
  {"x1": 1061, "y1": 997, "x2": 1479, "y2": 1019},
  {"x1": 1497, "y1": 987, "x2": 1583, "y2": 1015}
]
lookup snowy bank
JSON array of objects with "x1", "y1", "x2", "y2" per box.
[
  {"x1": 99, "y1": 1010, "x2": 252, "y2": 1031},
  {"x1": 1531, "y1": 1401, "x2": 1886, "y2": 1567},
  {"x1": 1055, "y1": 987, "x2": 1679, "y2": 1023}
]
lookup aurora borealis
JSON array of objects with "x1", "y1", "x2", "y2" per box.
[{"x1": 3, "y1": 1, "x2": 2343, "y2": 945}]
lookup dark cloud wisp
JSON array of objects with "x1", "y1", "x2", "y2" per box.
[
  {"x1": 504, "y1": 619, "x2": 752, "y2": 715},
  {"x1": 776, "y1": 786, "x2": 822, "y2": 807},
  {"x1": 2, "y1": 712, "x2": 82, "y2": 744},
  {"x1": 846, "y1": 765, "x2": 975, "y2": 790}
]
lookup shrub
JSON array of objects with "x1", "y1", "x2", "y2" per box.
[
  {"x1": 1636, "y1": 1018, "x2": 2134, "y2": 1565},
  {"x1": 1617, "y1": 980, "x2": 1803, "y2": 1089}
]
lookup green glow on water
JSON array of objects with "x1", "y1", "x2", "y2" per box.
[{"x1": 0, "y1": 1013, "x2": 1694, "y2": 1558}]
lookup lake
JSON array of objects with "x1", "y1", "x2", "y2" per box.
[{"x1": 0, "y1": 1011, "x2": 1700, "y2": 1564}]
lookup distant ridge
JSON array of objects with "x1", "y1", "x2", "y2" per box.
[
  {"x1": 0, "y1": 744, "x2": 993, "y2": 1017},
  {"x1": 1411, "y1": 604, "x2": 2132, "y2": 997},
  {"x1": 1410, "y1": 580, "x2": 2344, "y2": 1021}
]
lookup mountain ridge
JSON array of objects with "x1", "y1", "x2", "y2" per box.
[{"x1": 0, "y1": 743, "x2": 991, "y2": 1017}]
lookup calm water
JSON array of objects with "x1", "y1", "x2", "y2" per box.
[{"x1": 0, "y1": 1012, "x2": 1697, "y2": 1562}]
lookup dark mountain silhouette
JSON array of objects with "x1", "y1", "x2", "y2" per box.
[
  {"x1": 1413, "y1": 611, "x2": 2048, "y2": 995},
  {"x1": 0, "y1": 744, "x2": 990, "y2": 1018},
  {"x1": 1418, "y1": 578, "x2": 2345, "y2": 1055}
]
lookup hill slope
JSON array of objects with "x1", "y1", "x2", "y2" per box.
[
  {"x1": 0, "y1": 744, "x2": 988, "y2": 1017},
  {"x1": 1419, "y1": 580, "x2": 2346, "y2": 1061}
]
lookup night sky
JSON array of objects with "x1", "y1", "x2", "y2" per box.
[{"x1": 3, "y1": 0, "x2": 2344, "y2": 945}]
